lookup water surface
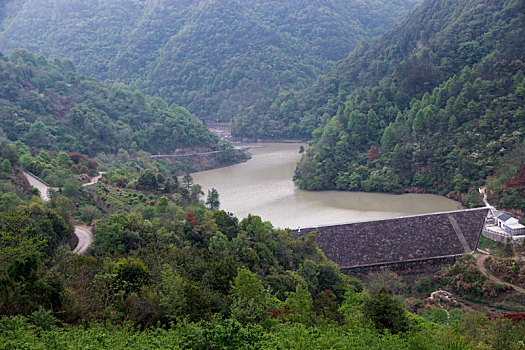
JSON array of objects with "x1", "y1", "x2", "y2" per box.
[{"x1": 192, "y1": 143, "x2": 463, "y2": 229}]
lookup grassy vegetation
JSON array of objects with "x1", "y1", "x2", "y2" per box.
[{"x1": 477, "y1": 236, "x2": 515, "y2": 258}]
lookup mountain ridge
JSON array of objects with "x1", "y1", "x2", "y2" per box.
[
  {"x1": 293, "y1": 0, "x2": 525, "y2": 212},
  {"x1": 0, "y1": 49, "x2": 218, "y2": 156},
  {"x1": 0, "y1": 0, "x2": 422, "y2": 126}
]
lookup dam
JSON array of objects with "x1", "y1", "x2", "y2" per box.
[{"x1": 293, "y1": 207, "x2": 489, "y2": 274}]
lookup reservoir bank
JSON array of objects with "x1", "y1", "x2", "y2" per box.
[{"x1": 192, "y1": 143, "x2": 463, "y2": 229}]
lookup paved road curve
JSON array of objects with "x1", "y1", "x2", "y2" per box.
[
  {"x1": 73, "y1": 225, "x2": 94, "y2": 254},
  {"x1": 22, "y1": 169, "x2": 101, "y2": 254},
  {"x1": 22, "y1": 170, "x2": 58, "y2": 201}
]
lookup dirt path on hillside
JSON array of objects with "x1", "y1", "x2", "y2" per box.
[
  {"x1": 474, "y1": 253, "x2": 525, "y2": 294},
  {"x1": 83, "y1": 172, "x2": 105, "y2": 186}
]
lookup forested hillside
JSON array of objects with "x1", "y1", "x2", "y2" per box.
[
  {"x1": 2, "y1": 140, "x2": 525, "y2": 349},
  {"x1": 293, "y1": 0, "x2": 525, "y2": 211},
  {"x1": 0, "y1": 50, "x2": 217, "y2": 156},
  {"x1": 1, "y1": 143, "x2": 525, "y2": 349},
  {"x1": 0, "y1": 0, "x2": 421, "y2": 131}
]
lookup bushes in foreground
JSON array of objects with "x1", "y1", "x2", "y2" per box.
[{"x1": 3, "y1": 311, "x2": 525, "y2": 350}]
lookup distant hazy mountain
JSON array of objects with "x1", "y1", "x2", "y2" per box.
[{"x1": 0, "y1": 0, "x2": 421, "y2": 128}]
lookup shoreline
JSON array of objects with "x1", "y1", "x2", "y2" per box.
[{"x1": 191, "y1": 143, "x2": 463, "y2": 229}]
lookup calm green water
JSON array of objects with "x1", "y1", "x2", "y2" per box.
[{"x1": 192, "y1": 143, "x2": 463, "y2": 229}]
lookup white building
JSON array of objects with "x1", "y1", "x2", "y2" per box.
[{"x1": 497, "y1": 213, "x2": 525, "y2": 236}]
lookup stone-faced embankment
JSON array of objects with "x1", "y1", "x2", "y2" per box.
[{"x1": 293, "y1": 208, "x2": 488, "y2": 272}]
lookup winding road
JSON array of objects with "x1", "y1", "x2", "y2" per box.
[
  {"x1": 474, "y1": 190, "x2": 525, "y2": 293},
  {"x1": 73, "y1": 225, "x2": 94, "y2": 254},
  {"x1": 82, "y1": 172, "x2": 105, "y2": 186},
  {"x1": 22, "y1": 170, "x2": 58, "y2": 201},
  {"x1": 23, "y1": 170, "x2": 103, "y2": 254},
  {"x1": 474, "y1": 253, "x2": 525, "y2": 294}
]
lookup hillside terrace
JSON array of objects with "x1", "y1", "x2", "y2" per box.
[{"x1": 292, "y1": 208, "x2": 489, "y2": 270}]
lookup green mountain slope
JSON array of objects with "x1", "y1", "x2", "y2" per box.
[
  {"x1": 0, "y1": 0, "x2": 421, "y2": 128},
  {"x1": 0, "y1": 50, "x2": 217, "y2": 156},
  {"x1": 233, "y1": 0, "x2": 524, "y2": 138},
  {"x1": 293, "y1": 0, "x2": 525, "y2": 210}
]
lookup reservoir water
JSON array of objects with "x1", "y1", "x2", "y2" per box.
[{"x1": 192, "y1": 143, "x2": 463, "y2": 229}]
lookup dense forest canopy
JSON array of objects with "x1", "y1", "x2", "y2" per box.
[
  {"x1": 0, "y1": 0, "x2": 422, "y2": 132},
  {"x1": 0, "y1": 50, "x2": 218, "y2": 156},
  {"x1": 293, "y1": 0, "x2": 525, "y2": 212}
]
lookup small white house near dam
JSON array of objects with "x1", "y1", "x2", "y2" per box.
[{"x1": 497, "y1": 213, "x2": 525, "y2": 236}]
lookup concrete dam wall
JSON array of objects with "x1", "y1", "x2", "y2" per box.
[{"x1": 293, "y1": 208, "x2": 489, "y2": 273}]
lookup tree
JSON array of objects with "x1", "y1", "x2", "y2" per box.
[
  {"x1": 362, "y1": 288, "x2": 410, "y2": 334},
  {"x1": 426, "y1": 307, "x2": 449, "y2": 324},
  {"x1": 0, "y1": 143, "x2": 18, "y2": 164},
  {"x1": 93, "y1": 220, "x2": 125, "y2": 255},
  {"x1": 136, "y1": 169, "x2": 158, "y2": 191},
  {"x1": 157, "y1": 196, "x2": 169, "y2": 213},
  {"x1": 284, "y1": 284, "x2": 315, "y2": 324},
  {"x1": 62, "y1": 179, "x2": 82, "y2": 197},
  {"x1": 206, "y1": 188, "x2": 220, "y2": 210},
  {"x1": 381, "y1": 123, "x2": 398, "y2": 153},
  {"x1": 0, "y1": 209, "x2": 45, "y2": 264},
  {"x1": 79, "y1": 205, "x2": 101, "y2": 225},
  {"x1": 158, "y1": 266, "x2": 186, "y2": 322},
  {"x1": 216, "y1": 139, "x2": 235, "y2": 163},
  {"x1": 298, "y1": 259, "x2": 320, "y2": 295},
  {"x1": 56, "y1": 151, "x2": 72, "y2": 166},
  {"x1": 190, "y1": 184, "x2": 203, "y2": 202},
  {"x1": 37, "y1": 150, "x2": 51, "y2": 163},
  {"x1": 339, "y1": 285, "x2": 366, "y2": 327},
  {"x1": 230, "y1": 268, "x2": 269, "y2": 325},
  {"x1": 163, "y1": 177, "x2": 179, "y2": 193},
  {"x1": 366, "y1": 269, "x2": 406, "y2": 295},
  {"x1": 24, "y1": 121, "x2": 51, "y2": 148},
  {"x1": 182, "y1": 173, "x2": 193, "y2": 191},
  {"x1": 0, "y1": 252, "x2": 64, "y2": 315},
  {"x1": 1, "y1": 159, "x2": 11, "y2": 173},
  {"x1": 113, "y1": 258, "x2": 150, "y2": 295}
]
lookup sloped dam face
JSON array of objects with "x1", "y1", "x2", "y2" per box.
[{"x1": 192, "y1": 143, "x2": 463, "y2": 229}]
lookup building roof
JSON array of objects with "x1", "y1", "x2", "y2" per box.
[
  {"x1": 498, "y1": 213, "x2": 512, "y2": 221},
  {"x1": 507, "y1": 223, "x2": 525, "y2": 229},
  {"x1": 293, "y1": 208, "x2": 489, "y2": 269}
]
